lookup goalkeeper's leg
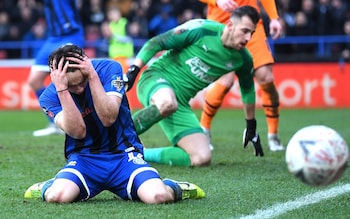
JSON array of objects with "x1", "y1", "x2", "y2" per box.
[
  {"x1": 133, "y1": 87, "x2": 178, "y2": 135},
  {"x1": 132, "y1": 105, "x2": 162, "y2": 135}
]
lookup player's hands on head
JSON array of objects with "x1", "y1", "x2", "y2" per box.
[
  {"x1": 123, "y1": 65, "x2": 140, "y2": 92},
  {"x1": 65, "y1": 53, "x2": 95, "y2": 79},
  {"x1": 50, "y1": 56, "x2": 69, "y2": 92},
  {"x1": 242, "y1": 119, "x2": 264, "y2": 156}
]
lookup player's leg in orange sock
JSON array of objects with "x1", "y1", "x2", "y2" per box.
[
  {"x1": 200, "y1": 74, "x2": 234, "y2": 130},
  {"x1": 260, "y1": 82, "x2": 280, "y2": 135},
  {"x1": 260, "y1": 81, "x2": 284, "y2": 151}
]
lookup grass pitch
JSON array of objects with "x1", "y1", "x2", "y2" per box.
[{"x1": 0, "y1": 108, "x2": 349, "y2": 219}]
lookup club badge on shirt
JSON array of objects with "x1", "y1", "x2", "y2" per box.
[{"x1": 112, "y1": 76, "x2": 124, "y2": 92}]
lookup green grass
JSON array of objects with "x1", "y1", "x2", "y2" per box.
[{"x1": 1, "y1": 109, "x2": 350, "y2": 219}]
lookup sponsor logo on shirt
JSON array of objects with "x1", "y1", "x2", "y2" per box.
[
  {"x1": 42, "y1": 107, "x2": 54, "y2": 119},
  {"x1": 81, "y1": 107, "x2": 93, "y2": 118},
  {"x1": 185, "y1": 57, "x2": 216, "y2": 83}
]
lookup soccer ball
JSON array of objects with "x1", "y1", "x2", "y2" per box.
[{"x1": 285, "y1": 125, "x2": 349, "y2": 187}]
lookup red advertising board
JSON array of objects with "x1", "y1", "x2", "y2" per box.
[
  {"x1": 0, "y1": 62, "x2": 349, "y2": 110},
  {"x1": 191, "y1": 62, "x2": 350, "y2": 109}
]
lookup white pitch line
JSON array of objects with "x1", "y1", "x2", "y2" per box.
[{"x1": 236, "y1": 184, "x2": 350, "y2": 219}]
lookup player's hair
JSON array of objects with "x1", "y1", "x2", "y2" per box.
[
  {"x1": 48, "y1": 44, "x2": 85, "y2": 73},
  {"x1": 230, "y1": 5, "x2": 260, "y2": 25}
]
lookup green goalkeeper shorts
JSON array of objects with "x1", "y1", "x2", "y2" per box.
[{"x1": 137, "y1": 69, "x2": 204, "y2": 145}]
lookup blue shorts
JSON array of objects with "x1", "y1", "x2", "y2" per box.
[
  {"x1": 32, "y1": 30, "x2": 85, "y2": 72},
  {"x1": 54, "y1": 151, "x2": 160, "y2": 202}
]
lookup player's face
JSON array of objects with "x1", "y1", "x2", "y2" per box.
[
  {"x1": 226, "y1": 15, "x2": 256, "y2": 50},
  {"x1": 66, "y1": 70, "x2": 88, "y2": 95}
]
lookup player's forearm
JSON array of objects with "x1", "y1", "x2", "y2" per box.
[
  {"x1": 89, "y1": 73, "x2": 119, "y2": 126},
  {"x1": 132, "y1": 57, "x2": 146, "y2": 70},
  {"x1": 57, "y1": 91, "x2": 86, "y2": 138},
  {"x1": 260, "y1": 0, "x2": 279, "y2": 20},
  {"x1": 240, "y1": 87, "x2": 256, "y2": 119},
  {"x1": 136, "y1": 36, "x2": 167, "y2": 65}
]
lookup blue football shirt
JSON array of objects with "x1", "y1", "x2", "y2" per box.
[{"x1": 39, "y1": 59, "x2": 143, "y2": 158}]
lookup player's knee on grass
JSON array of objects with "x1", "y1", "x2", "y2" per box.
[
  {"x1": 44, "y1": 179, "x2": 80, "y2": 203},
  {"x1": 177, "y1": 134, "x2": 212, "y2": 166},
  {"x1": 190, "y1": 150, "x2": 211, "y2": 166},
  {"x1": 148, "y1": 189, "x2": 173, "y2": 204},
  {"x1": 138, "y1": 179, "x2": 173, "y2": 204},
  {"x1": 45, "y1": 188, "x2": 76, "y2": 203}
]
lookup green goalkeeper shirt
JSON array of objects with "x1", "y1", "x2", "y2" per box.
[{"x1": 136, "y1": 19, "x2": 256, "y2": 104}]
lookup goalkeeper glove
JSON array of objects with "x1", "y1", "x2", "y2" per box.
[
  {"x1": 123, "y1": 65, "x2": 140, "y2": 91},
  {"x1": 242, "y1": 119, "x2": 264, "y2": 157}
]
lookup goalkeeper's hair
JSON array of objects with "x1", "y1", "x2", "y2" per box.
[
  {"x1": 48, "y1": 43, "x2": 85, "y2": 73},
  {"x1": 230, "y1": 5, "x2": 260, "y2": 25}
]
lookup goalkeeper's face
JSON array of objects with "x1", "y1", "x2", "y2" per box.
[{"x1": 224, "y1": 15, "x2": 256, "y2": 50}]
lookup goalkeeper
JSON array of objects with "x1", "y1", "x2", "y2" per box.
[{"x1": 125, "y1": 6, "x2": 264, "y2": 167}]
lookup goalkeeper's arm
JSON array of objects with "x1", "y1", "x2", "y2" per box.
[
  {"x1": 241, "y1": 103, "x2": 264, "y2": 157},
  {"x1": 123, "y1": 58, "x2": 145, "y2": 91}
]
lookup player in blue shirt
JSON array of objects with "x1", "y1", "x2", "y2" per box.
[
  {"x1": 28, "y1": 0, "x2": 85, "y2": 137},
  {"x1": 24, "y1": 44, "x2": 205, "y2": 203}
]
